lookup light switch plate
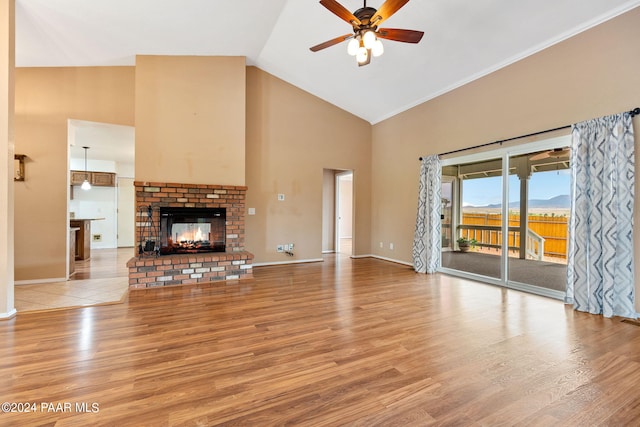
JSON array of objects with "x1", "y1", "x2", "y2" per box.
[
  {"x1": 277, "y1": 194, "x2": 285, "y2": 201},
  {"x1": 248, "y1": 207, "x2": 256, "y2": 215}
]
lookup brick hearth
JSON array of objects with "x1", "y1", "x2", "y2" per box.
[{"x1": 127, "y1": 181, "x2": 253, "y2": 289}]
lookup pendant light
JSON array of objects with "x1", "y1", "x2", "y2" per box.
[{"x1": 81, "y1": 146, "x2": 91, "y2": 191}]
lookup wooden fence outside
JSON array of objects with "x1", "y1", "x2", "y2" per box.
[{"x1": 461, "y1": 213, "x2": 569, "y2": 259}]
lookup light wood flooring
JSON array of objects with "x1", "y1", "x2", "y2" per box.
[
  {"x1": 14, "y1": 248, "x2": 132, "y2": 312},
  {"x1": 2, "y1": 255, "x2": 640, "y2": 425}
]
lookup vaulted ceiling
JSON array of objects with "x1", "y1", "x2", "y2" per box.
[{"x1": 15, "y1": 0, "x2": 640, "y2": 124}]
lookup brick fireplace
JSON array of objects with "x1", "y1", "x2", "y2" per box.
[{"x1": 127, "y1": 182, "x2": 253, "y2": 289}]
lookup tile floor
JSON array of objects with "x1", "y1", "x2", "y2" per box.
[{"x1": 14, "y1": 248, "x2": 131, "y2": 312}]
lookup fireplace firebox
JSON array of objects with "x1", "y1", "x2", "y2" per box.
[{"x1": 159, "y1": 207, "x2": 225, "y2": 255}]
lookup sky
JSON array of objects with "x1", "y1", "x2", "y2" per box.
[{"x1": 461, "y1": 170, "x2": 571, "y2": 207}]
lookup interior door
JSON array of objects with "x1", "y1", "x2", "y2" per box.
[{"x1": 335, "y1": 171, "x2": 353, "y2": 255}]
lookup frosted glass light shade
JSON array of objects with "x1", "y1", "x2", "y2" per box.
[
  {"x1": 81, "y1": 179, "x2": 92, "y2": 191},
  {"x1": 356, "y1": 46, "x2": 368, "y2": 64},
  {"x1": 347, "y1": 38, "x2": 359, "y2": 56},
  {"x1": 372, "y1": 39, "x2": 384, "y2": 57},
  {"x1": 362, "y1": 30, "x2": 376, "y2": 49}
]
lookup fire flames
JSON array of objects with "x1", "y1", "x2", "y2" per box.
[
  {"x1": 176, "y1": 226, "x2": 206, "y2": 243},
  {"x1": 167, "y1": 224, "x2": 212, "y2": 251},
  {"x1": 160, "y1": 218, "x2": 224, "y2": 255}
]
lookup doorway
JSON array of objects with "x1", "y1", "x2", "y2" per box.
[
  {"x1": 335, "y1": 171, "x2": 353, "y2": 255},
  {"x1": 439, "y1": 135, "x2": 570, "y2": 299},
  {"x1": 67, "y1": 119, "x2": 135, "y2": 278},
  {"x1": 322, "y1": 169, "x2": 354, "y2": 255}
]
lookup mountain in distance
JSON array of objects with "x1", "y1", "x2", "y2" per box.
[{"x1": 474, "y1": 195, "x2": 570, "y2": 209}]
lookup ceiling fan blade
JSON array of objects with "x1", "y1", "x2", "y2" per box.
[
  {"x1": 549, "y1": 148, "x2": 570, "y2": 158},
  {"x1": 310, "y1": 34, "x2": 353, "y2": 52},
  {"x1": 529, "y1": 151, "x2": 551, "y2": 161},
  {"x1": 319, "y1": 0, "x2": 361, "y2": 26},
  {"x1": 377, "y1": 28, "x2": 424, "y2": 43},
  {"x1": 371, "y1": 0, "x2": 410, "y2": 27}
]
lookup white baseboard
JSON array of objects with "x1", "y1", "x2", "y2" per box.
[
  {"x1": 350, "y1": 253, "x2": 372, "y2": 259},
  {"x1": 365, "y1": 254, "x2": 413, "y2": 267},
  {"x1": 322, "y1": 250, "x2": 335, "y2": 254},
  {"x1": 0, "y1": 308, "x2": 17, "y2": 320},
  {"x1": 252, "y1": 258, "x2": 324, "y2": 267},
  {"x1": 15, "y1": 277, "x2": 67, "y2": 286}
]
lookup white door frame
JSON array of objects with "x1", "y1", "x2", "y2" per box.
[
  {"x1": 335, "y1": 170, "x2": 353, "y2": 254},
  {"x1": 441, "y1": 175, "x2": 457, "y2": 251}
]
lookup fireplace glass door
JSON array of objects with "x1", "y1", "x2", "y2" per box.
[{"x1": 160, "y1": 207, "x2": 225, "y2": 255}]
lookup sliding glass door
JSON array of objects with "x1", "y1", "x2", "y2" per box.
[
  {"x1": 507, "y1": 150, "x2": 569, "y2": 292},
  {"x1": 439, "y1": 137, "x2": 570, "y2": 298},
  {"x1": 441, "y1": 157, "x2": 503, "y2": 280},
  {"x1": 441, "y1": 176, "x2": 455, "y2": 252}
]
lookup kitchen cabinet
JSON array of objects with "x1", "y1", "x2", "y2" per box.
[
  {"x1": 70, "y1": 170, "x2": 90, "y2": 185},
  {"x1": 70, "y1": 219, "x2": 92, "y2": 260},
  {"x1": 70, "y1": 170, "x2": 116, "y2": 187},
  {"x1": 91, "y1": 172, "x2": 116, "y2": 186},
  {"x1": 69, "y1": 227, "x2": 79, "y2": 275}
]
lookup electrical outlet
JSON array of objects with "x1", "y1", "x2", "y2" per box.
[
  {"x1": 277, "y1": 194, "x2": 285, "y2": 201},
  {"x1": 379, "y1": 241, "x2": 383, "y2": 248},
  {"x1": 277, "y1": 245, "x2": 284, "y2": 252},
  {"x1": 389, "y1": 243, "x2": 394, "y2": 250},
  {"x1": 92, "y1": 234, "x2": 102, "y2": 242}
]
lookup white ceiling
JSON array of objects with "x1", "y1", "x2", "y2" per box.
[
  {"x1": 16, "y1": 0, "x2": 640, "y2": 125},
  {"x1": 68, "y1": 119, "x2": 134, "y2": 163}
]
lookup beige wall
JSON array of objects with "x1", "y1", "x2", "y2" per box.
[
  {"x1": 135, "y1": 56, "x2": 246, "y2": 186},
  {"x1": 14, "y1": 67, "x2": 134, "y2": 281},
  {"x1": 1, "y1": 0, "x2": 14, "y2": 317},
  {"x1": 245, "y1": 67, "x2": 371, "y2": 263},
  {"x1": 371, "y1": 8, "x2": 640, "y2": 303}
]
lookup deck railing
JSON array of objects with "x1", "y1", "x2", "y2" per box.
[
  {"x1": 458, "y1": 213, "x2": 568, "y2": 259},
  {"x1": 526, "y1": 229, "x2": 545, "y2": 261},
  {"x1": 457, "y1": 224, "x2": 545, "y2": 260}
]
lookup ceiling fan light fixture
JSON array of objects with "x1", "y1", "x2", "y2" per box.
[
  {"x1": 309, "y1": 0, "x2": 423, "y2": 66},
  {"x1": 356, "y1": 46, "x2": 369, "y2": 64},
  {"x1": 372, "y1": 39, "x2": 384, "y2": 57},
  {"x1": 347, "y1": 38, "x2": 359, "y2": 56},
  {"x1": 362, "y1": 30, "x2": 376, "y2": 49}
]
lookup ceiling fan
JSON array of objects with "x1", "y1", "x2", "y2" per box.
[
  {"x1": 309, "y1": 0, "x2": 424, "y2": 66},
  {"x1": 529, "y1": 147, "x2": 571, "y2": 161}
]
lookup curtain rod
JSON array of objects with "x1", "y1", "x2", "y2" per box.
[{"x1": 419, "y1": 107, "x2": 640, "y2": 160}]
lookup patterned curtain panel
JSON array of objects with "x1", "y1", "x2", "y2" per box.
[
  {"x1": 566, "y1": 112, "x2": 636, "y2": 318},
  {"x1": 413, "y1": 155, "x2": 442, "y2": 273}
]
